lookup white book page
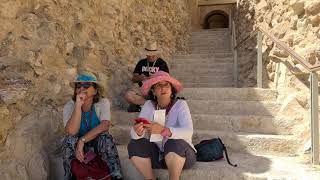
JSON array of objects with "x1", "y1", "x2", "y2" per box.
[{"x1": 150, "y1": 109, "x2": 166, "y2": 142}]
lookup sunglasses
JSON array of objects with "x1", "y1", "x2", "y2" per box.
[
  {"x1": 154, "y1": 82, "x2": 171, "y2": 89},
  {"x1": 75, "y1": 82, "x2": 96, "y2": 89}
]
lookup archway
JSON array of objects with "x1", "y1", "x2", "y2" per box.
[{"x1": 203, "y1": 10, "x2": 229, "y2": 29}]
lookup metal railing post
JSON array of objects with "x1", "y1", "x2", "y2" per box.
[
  {"x1": 311, "y1": 72, "x2": 319, "y2": 165},
  {"x1": 232, "y1": 21, "x2": 238, "y2": 87},
  {"x1": 257, "y1": 31, "x2": 263, "y2": 88},
  {"x1": 233, "y1": 49, "x2": 238, "y2": 87},
  {"x1": 274, "y1": 62, "x2": 281, "y2": 89}
]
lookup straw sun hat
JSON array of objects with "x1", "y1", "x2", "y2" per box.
[
  {"x1": 70, "y1": 71, "x2": 103, "y2": 92},
  {"x1": 141, "y1": 41, "x2": 162, "y2": 56}
]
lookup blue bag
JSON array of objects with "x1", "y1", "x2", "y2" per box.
[{"x1": 195, "y1": 137, "x2": 237, "y2": 167}]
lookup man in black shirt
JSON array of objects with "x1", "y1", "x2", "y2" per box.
[{"x1": 124, "y1": 42, "x2": 169, "y2": 112}]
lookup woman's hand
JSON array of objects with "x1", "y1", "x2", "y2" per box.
[
  {"x1": 75, "y1": 140, "x2": 85, "y2": 162},
  {"x1": 76, "y1": 91, "x2": 87, "y2": 107},
  {"x1": 134, "y1": 122, "x2": 145, "y2": 136},
  {"x1": 145, "y1": 122, "x2": 164, "y2": 134}
]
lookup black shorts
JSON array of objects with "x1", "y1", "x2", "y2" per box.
[{"x1": 127, "y1": 138, "x2": 196, "y2": 169}]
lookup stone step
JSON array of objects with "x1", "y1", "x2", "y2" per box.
[
  {"x1": 171, "y1": 67, "x2": 233, "y2": 75},
  {"x1": 191, "y1": 49, "x2": 232, "y2": 54},
  {"x1": 193, "y1": 130, "x2": 299, "y2": 155},
  {"x1": 190, "y1": 38, "x2": 230, "y2": 43},
  {"x1": 190, "y1": 35, "x2": 229, "y2": 38},
  {"x1": 193, "y1": 29, "x2": 229, "y2": 32},
  {"x1": 111, "y1": 111, "x2": 291, "y2": 135},
  {"x1": 192, "y1": 114, "x2": 292, "y2": 135},
  {"x1": 170, "y1": 64, "x2": 233, "y2": 72},
  {"x1": 189, "y1": 42, "x2": 230, "y2": 46},
  {"x1": 173, "y1": 52, "x2": 233, "y2": 59},
  {"x1": 170, "y1": 62, "x2": 233, "y2": 69},
  {"x1": 191, "y1": 33, "x2": 229, "y2": 36},
  {"x1": 189, "y1": 45, "x2": 231, "y2": 49},
  {"x1": 189, "y1": 41, "x2": 231, "y2": 45},
  {"x1": 48, "y1": 145, "x2": 320, "y2": 180},
  {"x1": 190, "y1": 37, "x2": 229, "y2": 41},
  {"x1": 118, "y1": 145, "x2": 320, "y2": 180},
  {"x1": 190, "y1": 45, "x2": 231, "y2": 49},
  {"x1": 191, "y1": 35, "x2": 230, "y2": 39},
  {"x1": 110, "y1": 126, "x2": 298, "y2": 155},
  {"x1": 191, "y1": 32, "x2": 229, "y2": 35},
  {"x1": 188, "y1": 48, "x2": 231, "y2": 52},
  {"x1": 171, "y1": 57, "x2": 233, "y2": 64},
  {"x1": 191, "y1": 32, "x2": 231, "y2": 38},
  {"x1": 178, "y1": 78, "x2": 233, "y2": 85},
  {"x1": 174, "y1": 75, "x2": 233, "y2": 83},
  {"x1": 183, "y1": 82, "x2": 234, "y2": 88},
  {"x1": 187, "y1": 100, "x2": 280, "y2": 116},
  {"x1": 189, "y1": 43, "x2": 231, "y2": 48},
  {"x1": 190, "y1": 40, "x2": 230, "y2": 44},
  {"x1": 191, "y1": 32, "x2": 229, "y2": 36},
  {"x1": 188, "y1": 35, "x2": 231, "y2": 41},
  {"x1": 180, "y1": 88, "x2": 277, "y2": 101}
]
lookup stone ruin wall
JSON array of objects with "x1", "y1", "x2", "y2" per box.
[
  {"x1": 235, "y1": 0, "x2": 320, "y2": 147},
  {"x1": 0, "y1": 0, "x2": 191, "y2": 179},
  {"x1": 235, "y1": 0, "x2": 320, "y2": 89}
]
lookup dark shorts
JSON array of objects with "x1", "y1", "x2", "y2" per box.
[{"x1": 127, "y1": 138, "x2": 196, "y2": 169}]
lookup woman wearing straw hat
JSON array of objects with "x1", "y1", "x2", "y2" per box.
[
  {"x1": 124, "y1": 41, "x2": 169, "y2": 112},
  {"x1": 62, "y1": 72, "x2": 123, "y2": 180},
  {"x1": 127, "y1": 71, "x2": 196, "y2": 180}
]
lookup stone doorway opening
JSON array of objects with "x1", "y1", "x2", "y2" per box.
[{"x1": 203, "y1": 10, "x2": 229, "y2": 29}]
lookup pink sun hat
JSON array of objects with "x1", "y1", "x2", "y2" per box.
[{"x1": 141, "y1": 71, "x2": 183, "y2": 96}]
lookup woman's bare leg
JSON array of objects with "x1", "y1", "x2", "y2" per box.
[
  {"x1": 130, "y1": 156, "x2": 155, "y2": 180},
  {"x1": 165, "y1": 152, "x2": 186, "y2": 180}
]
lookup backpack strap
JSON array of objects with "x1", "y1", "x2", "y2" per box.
[{"x1": 218, "y1": 138, "x2": 237, "y2": 167}]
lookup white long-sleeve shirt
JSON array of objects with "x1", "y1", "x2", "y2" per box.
[{"x1": 130, "y1": 99, "x2": 195, "y2": 151}]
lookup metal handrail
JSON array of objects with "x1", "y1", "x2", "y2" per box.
[{"x1": 234, "y1": 26, "x2": 320, "y2": 72}]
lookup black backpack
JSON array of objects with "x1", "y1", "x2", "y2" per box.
[{"x1": 195, "y1": 137, "x2": 237, "y2": 167}]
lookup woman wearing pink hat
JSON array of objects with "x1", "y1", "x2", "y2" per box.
[{"x1": 127, "y1": 71, "x2": 196, "y2": 180}]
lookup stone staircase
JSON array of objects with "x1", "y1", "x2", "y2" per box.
[
  {"x1": 49, "y1": 29, "x2": 320, "y2": 179},
  {"x1": 111, "y1": 29, "x2": 320, "y2": 179}
]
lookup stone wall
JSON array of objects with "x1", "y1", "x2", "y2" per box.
[
  {"x1": 235, "y1": 0, "x2": 320, "y2": 89},
  {"x1": 0, "y1": 0, "x2": 191, "y2": 179}
]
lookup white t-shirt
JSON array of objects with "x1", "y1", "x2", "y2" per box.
[
  {"x1": 63, "y1": 98, "x2": 111, "y2": 127},
  {"x1": 130, "y1": 100, "x2": 195, "y2": 151}
]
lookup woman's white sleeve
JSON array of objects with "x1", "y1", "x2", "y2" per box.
[
  {"x1": 99, "y1": 98, "x2": 111, "y2": 121},
  {"x1": 63, "y1": 101, "x2": 74, "y2": 127},
  {"x1": 168, "y1": 101, "x2": 193, "y2": 140}
]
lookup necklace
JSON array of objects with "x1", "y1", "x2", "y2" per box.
[
  {"x1": 82, "y1": 106, "x2": 93, "y2": 131},
  {"x1": 156, "y1": 99, "x2": 173, "y2": 116},
  {"x1": 147, "y1": 58, "x2": 158, "y2": 76}
]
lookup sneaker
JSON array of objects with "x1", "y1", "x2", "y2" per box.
[{"x1": 127, "y1": 104, "x2": 141, "y2": 112}]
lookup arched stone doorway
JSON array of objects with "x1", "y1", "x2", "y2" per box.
[{"x1": 203, "y1": 10, "x2": 229, "y2": 29}]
